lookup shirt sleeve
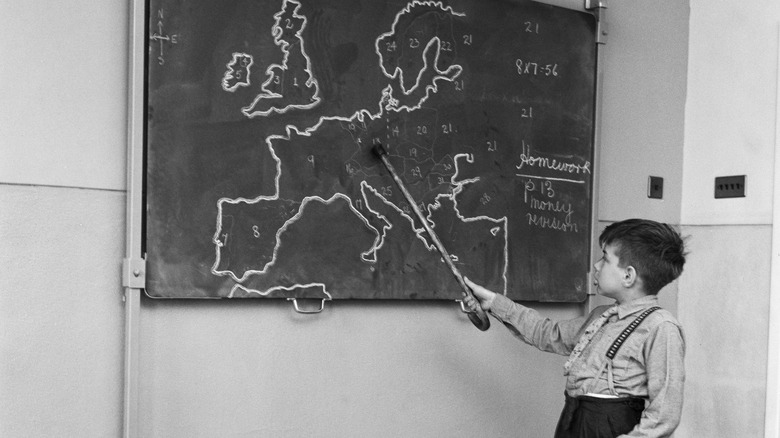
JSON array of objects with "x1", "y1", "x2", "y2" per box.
[
  {"x1": 623, "y1": 321, "x2": 686, "y2": 438},
  {"x1": 489, "y1": 294, "x2": 588, "y2": 356}
]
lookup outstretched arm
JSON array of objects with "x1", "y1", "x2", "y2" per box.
[{"x1": 463, "y1": 277, "x2": 585, "y2": 355}]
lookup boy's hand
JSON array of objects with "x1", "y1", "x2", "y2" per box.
[{"x1": 463, "y1": 277, "x2": 497, "y2": 311}]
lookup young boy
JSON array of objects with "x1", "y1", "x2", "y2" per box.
[{"x1": 464, "y1": 218, "x2": 687, "y2": 438}]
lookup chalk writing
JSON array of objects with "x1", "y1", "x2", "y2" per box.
[
  {"x1": 526, "y1": 212, "x2": 578, "y2": 232},
  {"x1": 516, "y1": 59, "x2": 558, "y2": 77},
  {"x1": 516, "y1": 142, "x2": 591, "y2": 176},
  {"x1": 522, "y1": 178, "x2": 579, "y2": 233}
]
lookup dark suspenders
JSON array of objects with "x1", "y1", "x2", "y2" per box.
[{"x1": 605, "y1": 306, "x2": 661, "y2": 360}]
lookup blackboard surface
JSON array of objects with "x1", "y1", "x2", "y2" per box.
[{"x1": 145, "y1": 0, "x2": 597, "y2": 302}]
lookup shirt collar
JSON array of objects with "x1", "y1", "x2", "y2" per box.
[{"x1": 615, "y1": 294, "x2": 659, "y2": 320}]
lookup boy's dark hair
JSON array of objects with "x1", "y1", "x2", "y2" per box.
[{"x1": 599, "y1": 219, "x2": 687, "y2": 295}]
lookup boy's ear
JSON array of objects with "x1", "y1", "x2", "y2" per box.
[{"x1": 622, "y1": 266, "x2": 637, "y2": 287}]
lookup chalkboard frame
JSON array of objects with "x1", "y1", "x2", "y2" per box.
[{"x1": 130, "y1": 0, "x2": 607, "y2": 304}]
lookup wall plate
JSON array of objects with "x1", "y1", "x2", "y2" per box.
[
  {"x1": 714, "y1": 175, "x2": 746, "y2": 198},
  {"x1": 647, "y1": 176, "x2": 663, "y2": 199}
]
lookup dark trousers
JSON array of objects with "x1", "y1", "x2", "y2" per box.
[{"x1": 554, "y1": 392, "x2": 644, "y2": 438}]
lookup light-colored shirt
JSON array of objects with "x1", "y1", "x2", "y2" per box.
[{"x1": 489, "y1": 294, "x2": 685, "y2": 438}]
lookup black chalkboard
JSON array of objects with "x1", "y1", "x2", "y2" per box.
[{"x1": 145, "y1": 0, "x2": 597, "y2": 302}]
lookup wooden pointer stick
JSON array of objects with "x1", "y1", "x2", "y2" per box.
[{"x1": 373, "y1": 144, "x2": 490, "y2": 331}]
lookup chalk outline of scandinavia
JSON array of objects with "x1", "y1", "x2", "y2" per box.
[
  {"x1": 375, "y1": 1, "x2": 465, "y2": 98},
  {"x1": 241, "y1": 0, "x2": 322, "y2": 118},
  {"x1": 431, "y1": 152, "x2": 510, "y2": 295},
  {"x1": 222, "y1": 52, "x2": 254, "y2": 92},
  {"x1": 210, "y1": 117, "x2": 388, "y2": 283}
]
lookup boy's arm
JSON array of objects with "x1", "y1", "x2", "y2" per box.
[
  {"x1": 623, "y1": 321, "x2": 685, "y2": 438},
  {"x1": 488, "y1": 294, "x2": 584, "y2": 355},
  {"x1": 464, "y1": 276, "x2": 585, "y2": 355}
]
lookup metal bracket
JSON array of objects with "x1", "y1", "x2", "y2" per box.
[
  {"x1": 585, "y1": 0, "x2": 608, "y2": 45},
  {"x1": 122, "y1": 257, "x2": 146, "y2": 289},
  {"x1": 287, "y1": 298, "x2": 328, "y2": 314},
  {"x1": 584, "y1": 0, "x2": 607, "y2": 8}
]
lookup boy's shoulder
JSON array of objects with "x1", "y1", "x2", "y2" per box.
[
  {"x1": 591, "y1": 301, "x2": 683, "y2": 332},
  {"x1": 643, "y1": 306, "x2": 683, "y2": 332},
  {"x1": 614, "y1": 300, "x2": 683, "y2": 333}
]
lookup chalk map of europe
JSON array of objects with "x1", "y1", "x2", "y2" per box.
[{"x1": 145, "y1": 0, "x2": 596, "y2": 301}]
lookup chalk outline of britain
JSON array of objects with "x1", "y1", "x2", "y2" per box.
[
  {"x1": 211, "y1": 0, "x2": 509, "y2": 299},
  {"x1": 221, "y1": 0, "x2": 322, "y2": 116}
]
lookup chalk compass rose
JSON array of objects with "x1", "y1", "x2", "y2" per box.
[{"x1": 150, "y1": 9, "x2": 178, "y2": 65}]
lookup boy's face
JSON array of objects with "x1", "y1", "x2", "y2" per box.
[{"x1": 593, "y1": 243, "x2": 628, "y2": 300}]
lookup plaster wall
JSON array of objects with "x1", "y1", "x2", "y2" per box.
[{"x1": 676, "y1": 0, "x2": 780, "y2": 435}]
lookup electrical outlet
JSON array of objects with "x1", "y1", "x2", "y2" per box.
[
  {"x1": 647, "y1": 176, "x2": 663, "y2": 199},
  {"x1": 714, "y1": 175, "x2": 746, "y2": 198}
]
